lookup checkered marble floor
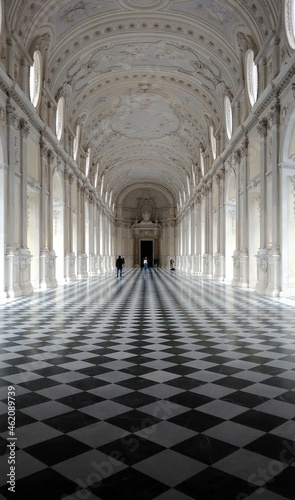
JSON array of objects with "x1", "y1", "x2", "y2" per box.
[{"x1": 0, "y1": 268, "x2": 295, "y2": 500}]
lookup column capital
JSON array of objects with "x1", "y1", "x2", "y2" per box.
[
  {"x1": 19, "y1": 118, "x2": 30, "y2": 137},
  {"x1": 6, "y1": 101, "x2": 19, "y2": 128},
  {"x1": 257, "y1": 117, "x2": 268, "y2": 137},
  {"x1": 0, "y1": 105, "x2": 6, "y2": 123},
  {"x1": 233, "y1": 149, "x2": 241, "y2": 163},
  {"x1": 240, "y1": 137, "x2": 249, "y2": 158},
  {"x1": 268, "y1": 99, "x2": 280, "y2": 127}
]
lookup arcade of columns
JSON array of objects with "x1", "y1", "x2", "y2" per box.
[{"x1": 1, "y1": 20, "x2": 295, "y2": 299}]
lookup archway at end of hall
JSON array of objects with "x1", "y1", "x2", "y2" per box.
[{"x1": 140, "y1": 240, "x2": 153, "y2": 267}]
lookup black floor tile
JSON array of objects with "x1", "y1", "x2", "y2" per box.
[
  {"x1": 88, "y1": 467, "x2": 169, "y2": 500},
  {"x1": 0, "y1": 468, "x2": 78, "y2": 500},
  {"x1": 232, "y1": 409, "x2": 287, "y2": 432},
  {"x1": 176, "y1": 467, "x2": 255, "y2": 500},
  {"x1": 98, "y1": 434, "x2": 165, "y2": 466},
  {"x1": 25, "y1": 435, "x2": 92, "y2": 465},
  {"x1": 168, "y1": 409, "x2": 224, "y2": 432},
  {"x1": 172, "y1": 434, "x2": 238, "y2": 465}
]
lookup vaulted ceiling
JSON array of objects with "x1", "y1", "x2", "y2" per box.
[{"x1": 7, "y1": 0, "x2": 279, "y2": 207}]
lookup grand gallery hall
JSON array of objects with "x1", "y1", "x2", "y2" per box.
[{"x1": 1, "y1": 1, "x2": 295, "y2": 500}]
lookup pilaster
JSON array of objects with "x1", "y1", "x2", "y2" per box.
[{"x1": 255, "y1": 118, "x2": 268, "y2": 295}]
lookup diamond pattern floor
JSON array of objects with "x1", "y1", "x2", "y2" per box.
[{"x1": 0, "y1": 268, "x2": 295, "y2": 500}]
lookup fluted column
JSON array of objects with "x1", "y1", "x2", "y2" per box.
[
  {"x1": 214, "y1": 174, "x2": 221, "y2": 279},
  {"x1": 239, "y1": 138, "x2": 249, "y2": 287},
  {"x1": 202, "y1": 185, "x2": 211, "y2": 277},
  {"x1": 209, "y1": 180, "x2": 214, "y2": 277},
  {"x1": 0, "y1": 153, "x2": 8, "y2": 297},
  {"x1": 64, "y1": 169, "x2": 76, "y2": 281},
  {"x1": 77, "y1": 183, "x2": 88, "y2": 278},
  {"x1": 232, "y1": 150, "x2": 241, "y2": 286},
  {"x1": 88, "y1": 194, "x2": 94, "y2": 274},
  {"x1": 219, "y1": 167, "x2": 226, "y2": 280},
  {"x1": 195, "y1": 195, "x2": 202, "y2": 275},
  {"x1": 255, "y1": 118, "x2": 269, "y2": 295},
  {"x1": 5, "y1": 101, "x2": 21, "y2": 297},
  {"x1": 19, "y1": 119, "x2": 33, "y2": 295},
  {"x1": 48, "y1": 150, "x2": 58, "y2": 287},
  {"x1": 266, "y1": 99, "x2": 281, "y2": 296}
]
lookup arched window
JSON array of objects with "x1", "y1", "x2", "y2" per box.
[
  {"x1": 224, "y1": 95, "x2": 233, "y2": 140},
  {"x1": 30, "y1": 50, "x2": 42, "y2": 108},
  {"x1": 192, "y1": 164, "x2": 196, "y2": 187},
  {"x1": 245, "y1": 49, "x2": 258, "y2": 107},
  {"x1": 94, "y1": 164, "x2": 99, "y2": 188},
  {"x1": 285, "y1": 0, "x2": 295, "y2": 49},
  {"x1": 73, "y1": 124, "x2": 81, "y2": 161},
  {"x1": 200, "y1": 148, "x2": 205, "y2": 176},
  {"x1": 100, "y1": 175, "x2": 104, "y2": 197},
  {"x1": 187, "y1": 175, "x2": 191, "y2": 197},
  {"x1": 85, "y1": 148, "x2": 91, "y2": 177},
  {"x1": 210, "y1": 125, "x2": 217, "y2": 160},
  {"x1": 56, "y1": 96, "x2": 65, "y2": 141}
]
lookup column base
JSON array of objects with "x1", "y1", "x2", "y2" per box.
[
  {"x1": 202, "y1": 253, "x2": 213, "y2": 278},
  {"x1": 232, "y1": 250, "x2": 240, "y2": 287},
  {"x1": 77, "y1": 253, "x2": 88, "y2": 279},
  {"x1": 64, "y1": 252, "x2": 76, "y2": 282},
  {"x1": 40, "y1": 249, "x2": 58, "y2": 289},
  {"x1": 265, "y1": 251, "x2": 281, "y2": 297},
  {"x1": 254, "y1": 248, "x2": 268, "y2": 295},
  {"x1": 213, "y1": 252, "x2": 225, "y2": 281}
]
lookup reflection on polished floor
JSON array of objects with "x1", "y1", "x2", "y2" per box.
[{"x1": 0, "y1": 268, "x2": 295, "y2": 500}]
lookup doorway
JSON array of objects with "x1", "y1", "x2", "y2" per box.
[{"x1": 141, "y1": 240, "x2": 153, "y2": 268}]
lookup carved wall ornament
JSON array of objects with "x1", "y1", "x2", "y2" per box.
[
  {"x1": 258, "y1": 256, "x2": 268, "y2": 273},
  {"x1": 236, "y1": 32, "x2": 255, "y2": 53},
  {"x1": 14, "y1": 137, "x2": 20, "y2": 173},
  {"x1": 35, "y1": 33, "x2": 51, "y2": 53},
  {"x1": 0, "y1": 105, "x2": 6, "y2": 123}
]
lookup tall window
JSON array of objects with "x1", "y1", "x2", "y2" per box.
[
  {"x1": 200, "y1": 148, "x2": 205, "y2": 176},
  {"x1": 210, "y1": 125, "x2": 216, "y2": 160},
  {"x1": 94, "y1": 164, "x2": 99, "y2": 188},
  {"x1": 245, "y1": 49, "x2": 258, "y2": 107},
  {"x1": 56, "y1": 96, "x2": 65, "y2": 141},
  {"x1": 73, "y1": 124, "x2": 81, "y2": 161},
  {"x1": 224, "y1": 95, "x2": 233, "y2": 140},
  {"x1": 85, "y1": 148, "x2": 91, "y2": 177},
  {"x1": 187, "y1": 175, "x2": 191, "y2": 197},
  {"x1": 285, "y1": 0, "x2": 295, "y2": 49},
  {"x1": 30, "y1": 51, "x2": 42, "y2": 108}
]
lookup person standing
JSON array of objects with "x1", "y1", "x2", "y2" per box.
[
  {"x1": 116, "y1": 255, "x2": 123, "y2": 277},
  {"x1": 143, "y1": 256, "x2": 148, "y2": 271}
]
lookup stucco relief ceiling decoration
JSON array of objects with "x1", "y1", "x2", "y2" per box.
[
  {"x1": 8, "y1": 0, "x2": 277, "y2": 204},
  {"x1": 110, "y1": 93, "x2": 180, "y2": 139}
]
